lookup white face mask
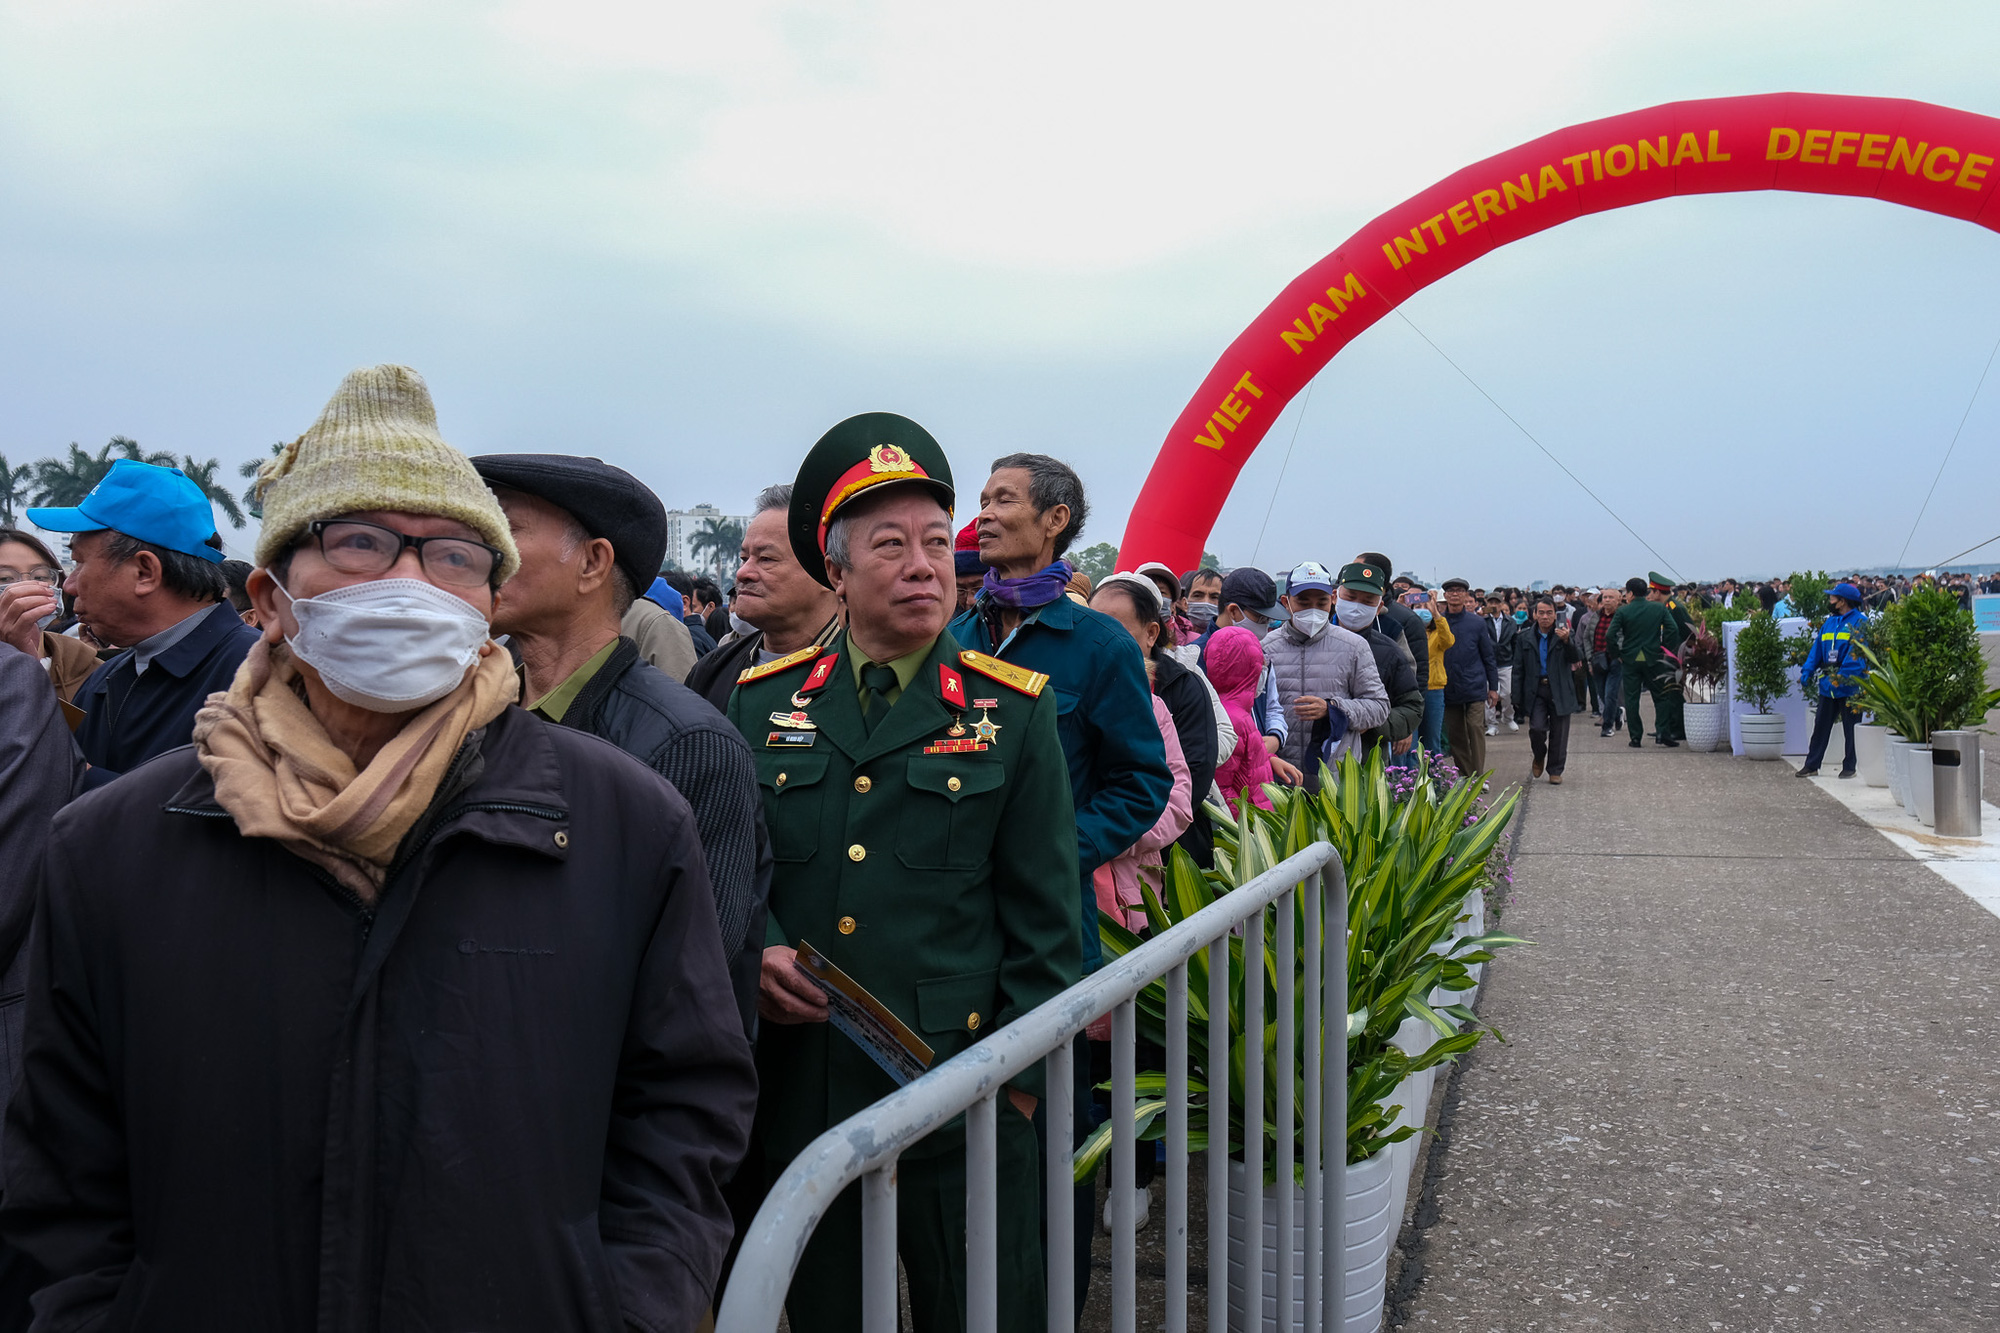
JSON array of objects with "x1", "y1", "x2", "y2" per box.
[
  {"x1": 728, "y1": 611, "x2": 756, "y2": 638},
  {"x1": 1290, "y1": 608, "x2": 1330, "y2": 639},
  {"x1": 1553, "y1": 595, "x2": 1566, "y2": 606},
  {"x1": 1333, "y1": 598, "x2": 1377, "y2": 631},
  {"x1": 278, "y1": 577, "x2": 490, "y2": 713}
]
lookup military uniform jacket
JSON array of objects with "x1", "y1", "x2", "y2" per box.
[
  {"x1": 1608, "y1": 600, "x2": 1678, "y2": 665},
  {"x1": 727, "y1": 631, "x2": 1081, "y2": 1162}
]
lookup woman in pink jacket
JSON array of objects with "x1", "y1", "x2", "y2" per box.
[{"x1": 1207, "y1": 624, "x2": 1275, "y2": 811}]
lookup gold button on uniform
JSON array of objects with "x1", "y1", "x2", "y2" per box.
[
  {"x1": 854, "y1": 776, "x2": 871, "y2": 793},
  {"x1": 838, "y1": 916, "x2": 857, "y2": 935},
  {"x1": 966, "y1": 1012, "x2": 981, "y2": 1031},
  {"x1": 947, "y1": 776, "x2": 961, "y2": 792},
  {"x1": 848, "y1": 844, "x2": 866, "y2": 862},
  {"x1": 776, "y1": 773, "x2": 788, "y2": 788}
]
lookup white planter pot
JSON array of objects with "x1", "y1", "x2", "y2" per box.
[
  {"x1": 1902, "y1": 745, "x2": 1931, "y2": 819},
  {"x1": 1914, "y1": 750, "x2": 1937, "y2": 826},
  {"x1": 1739, "y1": 712, "x2": 1786, "y2": 760},
  {"x1": 1886, "y1": 738, "x2": 1912, "y2": 806},
  {"x1": 1682, "y1": 700, "x2": 1726, "y2": 752},
  {"x1": 1856, "y1": 725, "x2": 1890, "y2": 787},
  {"x1": 1226, "y1": 1147, "x2": 1397, "y2": 1333}
]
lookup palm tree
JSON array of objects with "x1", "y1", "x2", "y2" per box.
[
  {"x1": 179, "y1": 456, "x2": 247, "y2": 530},
  {"x1": 240, "y1": 442, "x2": 286, "y2": 519},
  {"x1": 29, "y1": 437, "x2": 178, "y2": 508},
  {"x1": 689, "y1": 517, "x2": 745, "y2": 577},
  {"x1": 0, "y1": 454, "x2": 33, "y2": 526}
]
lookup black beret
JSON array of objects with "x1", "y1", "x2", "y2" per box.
[
  {"x1": 470, "y1": 453, "x2": 668, "y2": 595},
  {"x1": 789, "y1": 412, "x2": 954, "y2": 588}
]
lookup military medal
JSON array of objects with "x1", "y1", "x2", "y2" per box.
[
  {"x1": 971, "y1": 699, "x2": 1002, "y2": 744},
  {"x1": 769, "y1": 709, "x2": 817, "y2": 730},
  {"x1": 947, "y1": 717, "x2": 967, "y2": 737}
]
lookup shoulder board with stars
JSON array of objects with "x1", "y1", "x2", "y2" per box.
[
  {"x1": 737, "y1": 645, "x2": 822, "y2": 685},
  {"x1": 959, "y1": 650, "x2": 1048, "y2": 698}
]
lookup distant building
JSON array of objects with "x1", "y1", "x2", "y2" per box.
[{"x1": 662, "y1": 503, "x2": 751, "y2": 577}]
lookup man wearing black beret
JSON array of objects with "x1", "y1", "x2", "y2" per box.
[{"x1": 475, "y1": 453, "x2": 770, "y2": 1037}]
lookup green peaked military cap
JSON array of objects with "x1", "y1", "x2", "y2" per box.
[
  {"x1": 1647, "y1": 571, "x2": 1673, "y2": 590},
  {"x1": 789, "y1": 412, "x2": 955, "y2": 588}
]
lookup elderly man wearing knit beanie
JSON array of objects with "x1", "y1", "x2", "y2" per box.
[{"x1": 0, "y1": 365, "x2": 756, "y2": 1333}]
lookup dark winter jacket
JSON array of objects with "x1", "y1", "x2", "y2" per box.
[
  {"x1": 1356, "y1": 626, "x2": 1426, "y2": 755},
  {"x1": 0, "y1": 706, "x2": 757, "y2": 1333},
  {"x1": 1511, "y1": 625, "x2": 1584, "y2": 716},
  {"x1": 1376, "y1": 600, "x2": 1428, "y2": 684},
  {"x1": 563, "y1": 636, "x2": 770, "y2": 1039},
  {"x1": 1440, "y1": 609, "x2": 1499, "y2": 704},
  {"x1": 73, "y1": 600, "x2": 259, "y2": 790},
  {"x1": 1153, "y1": 653, "x2": 1219, "y2": 868}
]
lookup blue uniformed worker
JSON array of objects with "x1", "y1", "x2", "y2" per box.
[
  {"x1": 1797, "y1": 581, "x2": 1871, "y2": 779},
  {"x1": 729, "y1": 413, "x2": 1081, "y2": 1333}
]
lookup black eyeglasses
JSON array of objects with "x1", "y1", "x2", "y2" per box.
[{"x1": 306, "y1": 520, "x2": 501, "y2": 588}]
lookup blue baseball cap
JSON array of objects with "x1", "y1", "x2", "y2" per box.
[
  {"x1": 1831, "y1": 581, "x2": 1862, "y2": 604},
  {"x1": 27, "y1": 459, "x2": 224, "y2": 564}
]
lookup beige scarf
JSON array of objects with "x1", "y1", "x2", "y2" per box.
[{"x1": 193, "y1": 637, "x2": 519, "y2": 900}]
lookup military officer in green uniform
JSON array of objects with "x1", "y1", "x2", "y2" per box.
[
  {"x1": 1608, "y1": 573, "x2": 1691, "y2": 747},
  {"x1": 728, "y1": 412, "x2": 1080, "y2": 1333}
]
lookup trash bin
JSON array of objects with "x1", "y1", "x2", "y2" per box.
[{"x1": 1930, "y1": 731, "x2": 1982, "y2": 839}]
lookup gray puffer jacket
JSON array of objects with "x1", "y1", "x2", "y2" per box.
[{"x1": 1259, "y1": 623, "x2": 1390, "y2": 771}]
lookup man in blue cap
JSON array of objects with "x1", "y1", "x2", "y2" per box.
[
  {"x1": 1797, "y1": 581, "x2": 1871, "y2": 779},
  {"x1": 21, "y1": 459, "x2": 258, "y2": 788}
]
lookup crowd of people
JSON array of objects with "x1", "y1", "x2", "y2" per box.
[{"x1": 0, "y1": 361, "x2": 1985, "y2": 1332}]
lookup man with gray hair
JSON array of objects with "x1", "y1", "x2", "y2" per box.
[
  {"x1": 684, "y1": 482, "x2": 842, "y2": 715},
  {"x1": 475, "y1": 452, "x2": 770, "y2": 1037}
]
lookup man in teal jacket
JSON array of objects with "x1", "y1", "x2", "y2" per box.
[{"x1": 1797, "y1": 581, "x2": 1870, "y2": 779}]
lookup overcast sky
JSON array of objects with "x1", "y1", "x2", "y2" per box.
[{"x1": 4, "y1": 1, "x2": 1998, "y2": 585}]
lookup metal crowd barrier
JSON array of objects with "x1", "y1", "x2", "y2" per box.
[{"x1": 716, "y1": 842, "x2": 1348, "y2": 1333}]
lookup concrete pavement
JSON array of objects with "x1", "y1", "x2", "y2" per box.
[{"x1": 1394, "y1": 712, "x2": 2000, "y2": 1331}]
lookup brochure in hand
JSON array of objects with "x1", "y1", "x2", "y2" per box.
[{"x1": 793, "y1": 940, "x2": 936, "y2": 1087}]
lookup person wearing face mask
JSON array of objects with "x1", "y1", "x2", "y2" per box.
[
  {"x1": 1199, "y1": 566, "x2": 1301, "y2": 785},
  {"x1": 1400, "y1": 585, "x2": 1454, "y2": 755},
  {"x1": 14, "y1": 462, "x2": 260, "y2": 788},
  {"x1": 1481, "y1": 595, "x2": 1519, "y2": 737},
  {"x1": 1355, "y1": 551, "x2": 1426, "y2": 684},
  {"x1": 0, "y1": 527, "x2": 99, "y2": 703},
  {"x1": 1261, "y1": 561, "x2": 1389, "y2": 791},
  {"x1": 1331, "y1": 563, "x2": 1425, "y2": 764},
  {"x1": 1, "y1": 366, "x2": 757, "y2": 1333}
]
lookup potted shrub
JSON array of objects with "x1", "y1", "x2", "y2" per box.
[
  {"x1": 1080, "y1": 749, "x2": 1526, "y2": 1333},
  {"x1": 1678, "y1": 629, "x2": 1728, "y2": 752},
  {"x1": 1862, "y1": 586, "x2": 2000, "y2": 821},
  {"x1": 1733, "y1": 612, "x2": 1791, "y2": 759}
]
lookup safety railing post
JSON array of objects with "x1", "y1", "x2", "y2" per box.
[
  {"x1": 1046, "y1": 1038, "x2": 1075, "y2": 1333},
  {"x1": 966, "y1": 1095, "x2": 998, "y2": 1333},
  {"x1": 1302, "y1": 880, "x2": 1322, "y2": 1333},
  {"x1": 1242, "y1": 906, "x2": 1264, "y2": 1333},
  {"x1": 1320, "y1": 864, "x2": 1348, "y2": 1333},
  {"x1": 1207, "y1": 934, "x2": 1229, "y2": 1333},
  {"x1": 1274, "y1": 888, "x2": 1296, "y2": 1333},
  {"x1": 1111, "y1": 1000, "x2": 1137, "y2": 1333},
  {"x1": 862, "y1": 1162, "x2": 898, "y2": 1333},
  {"x1": 1165, "y1": 962, "x2": 1188, "y2": 1333}
]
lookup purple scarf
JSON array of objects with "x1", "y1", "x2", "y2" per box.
[{"x1": 981, "y1": 560, "x2": 1074, "y2": 610}]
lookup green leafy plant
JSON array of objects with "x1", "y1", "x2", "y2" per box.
[
  {"x1": 1073, "y1": 748, "x2": 1526, "y2": 1182},
  {"x1": 1733, "y1": 612, "x2": 1790, "y2": 715},
  {"x1": 1783, "y1": 570, "x2": 1832, "y2": 630},
  {"x1": 1679, "y1": 628, "x2": 1728, "y2": 703},
  {"x1": 1858, "y1": 585, "x2": 2000, "y2": 741}
]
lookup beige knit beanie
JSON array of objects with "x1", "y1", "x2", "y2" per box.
[{"x1": 252, "y1": 364, "x2": 519, "y2": 581}]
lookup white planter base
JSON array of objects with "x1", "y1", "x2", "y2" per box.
[
  {"x1": 1855, "y1": 725, "x2": 1889, "y2": 787},
  {"x1": 1739, "y1": 713, "x2": 1786, "y2": 760},
  {"x1": 1226, "y1": 1149, "x2": 1396, "y2": 1333},
  {"x1": 1682, "y1": 701, "x2": 1725, "y2": 753}
]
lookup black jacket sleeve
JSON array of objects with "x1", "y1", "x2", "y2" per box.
[{"x1": 600, "y1": 830, "x2": 759, "y2": 1333}]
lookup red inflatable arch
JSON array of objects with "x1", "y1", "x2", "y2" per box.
[{"x1": 1116, "y1": 93, "x2": 2000, "y2": 571}]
